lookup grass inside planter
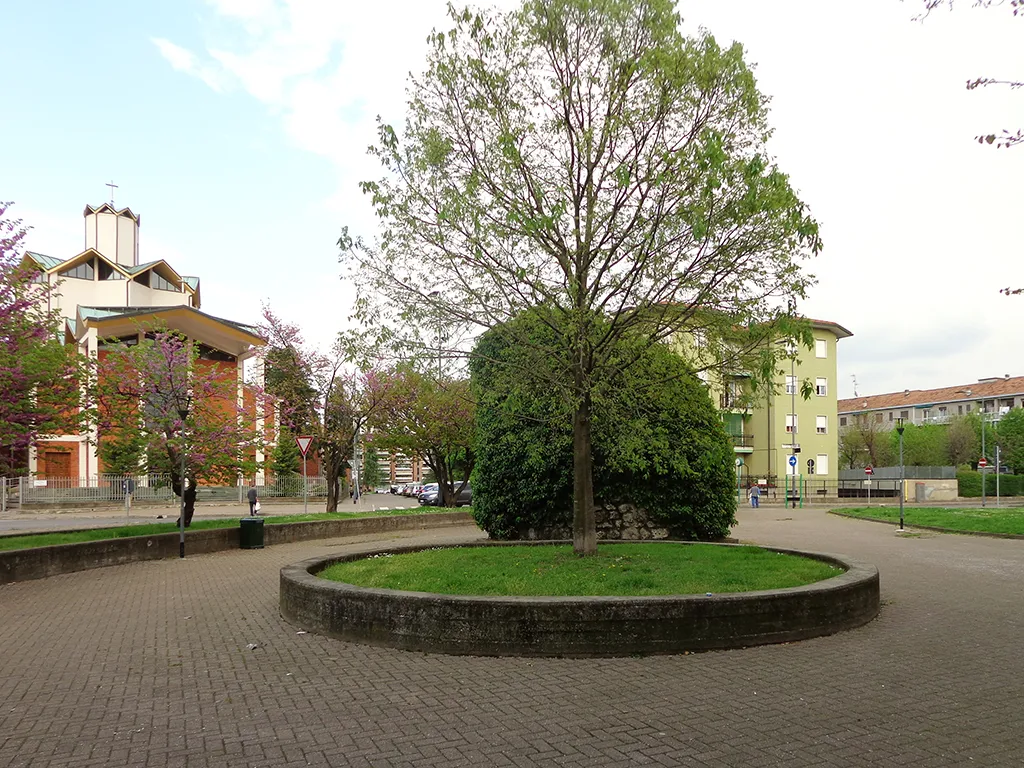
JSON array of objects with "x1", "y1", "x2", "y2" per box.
[
  {"x1": 837, "y1": 506, "x2": 1024, "y2": 535},
  {"x1": 318, "y1": 543, "x2": 842, "y2": 596}
]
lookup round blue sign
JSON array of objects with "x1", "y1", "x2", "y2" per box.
[{"x1": 788, "y1": 455, "x2": 798, "y2": 467}]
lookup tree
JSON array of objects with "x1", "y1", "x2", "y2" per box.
[
  {"x1": 259, "y1": 308, "x2": 391, "y2": 511},
  {"x1": 0, "y1": 203, "x2": 85, "y2": 474},
  {"x1": 946, "y1": 415, "x2": 980, "y2": 466},
  {"x1": 344, "y1": 0, "x2": 819, "y2": 554},
  {"x1": 360, "y1": 447, "x2": 386, "y2": 490},
  {"x1": 839, "y1": 417, "x2": 896, "y2": 468},
  {"x1": 471, "y1": 316, "x2": 736, "y2": 540},
  {"x1": 271, "y1": 427, "x2": 302, "y2": 476},
  {"x1": 88, "y1": 328, "x2": 265, "y2": 525},
  {"x1": 372, "y1": 365, "x2": 475, "y2": 506},
  {"x1": 892, "y1": 423, "x2": 948, "y2": 467},
  {"x1": 994, "y1": 408, "x2": 1024, "y2": 473}
]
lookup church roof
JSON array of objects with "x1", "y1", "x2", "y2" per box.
[
  {"x1": 25, "y1": 251, "x2": 65, "y2": 270},
  {"x1": 78, "y1": 306, "x2": 261, "y2": 339},
  {"x1": 84, "y1": 203, "x2": 140, "y2": 223}
]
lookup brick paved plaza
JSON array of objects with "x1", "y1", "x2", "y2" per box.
[{"x1": 1, "y1": 508, "x2": 1022, "y2": 767}]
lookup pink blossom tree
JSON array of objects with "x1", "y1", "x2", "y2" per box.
[
  {"x1": 87, "y1": 328, "x2": 266, "y2": 525},
  {"x1": 0, "y1": 202, "x2": 85, "y2": 474},
  {"x1": 259, "y1": 307, "x2": 392, "y2": 512}
]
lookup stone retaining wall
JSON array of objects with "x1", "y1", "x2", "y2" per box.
[
  {"x1": 280, "y1": 541, "x2": 880, "y2": 657},
  {"x1": 520, "y1": 503, "x2": 673, "y2": 540},
  {"x1": 0, "y1": 512, "x2": 474, "y2": 585}
]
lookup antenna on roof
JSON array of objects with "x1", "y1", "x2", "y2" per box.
[{"x1": 851, "y1": 374, "x2": 859, "y2": 398}]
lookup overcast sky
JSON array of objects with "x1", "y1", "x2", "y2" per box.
[{"x1": 2, "y1": 0, "x2": 1020, "y2": 399}]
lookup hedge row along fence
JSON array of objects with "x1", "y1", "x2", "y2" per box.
[{"x1": 956, "y1": 470, "x2": 1024, "y2": 498}]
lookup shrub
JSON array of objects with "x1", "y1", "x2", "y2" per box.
[
  {"x1": 470, "y1": 315, "x2": 736, "y2": 540},
  {"x1": 957, "y1": 470, "x2": 1024, "y2": 497}
]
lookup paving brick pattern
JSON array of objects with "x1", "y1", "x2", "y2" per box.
[{"x1": 1, "y1": 510, "x2": 1022, "y2": 766}]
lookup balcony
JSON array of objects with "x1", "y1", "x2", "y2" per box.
[{"x1": 728, "y1": 433, "x2": 754, "y2": 453}]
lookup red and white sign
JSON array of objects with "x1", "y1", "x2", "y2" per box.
[
  {"x1": 865, "y1": 466, "x2": 873, "y2": 476},
  {"x1": 295, "y1": 436, "x2": 314, "y2": 457},
  {"x1": 978, "y1": 457, "x2": 988, "y2": 468}
]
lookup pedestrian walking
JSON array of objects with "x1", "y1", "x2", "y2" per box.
[
  {"x1": 748, "y1": 483, "x2": 760, "y2": 508},
  {"x1": 247, "y1": 486, "x2": 260, "y2": 516},
  {"x1": 123, "y1": 476, "x2": 136, "y2": 514}
]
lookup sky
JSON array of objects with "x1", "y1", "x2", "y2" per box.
[{"x1": 1, "y1": 0, "x2": 1020, "y2": 400}]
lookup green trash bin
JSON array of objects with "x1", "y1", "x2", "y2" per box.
[{"x1": 239, "y1": 517, "x2": 264, "y2": 549}]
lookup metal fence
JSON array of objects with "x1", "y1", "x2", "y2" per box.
[
  {"x1": 2, "y1": 474, "x2": 332, "y2": 507},
  {"x1": 748, "y1": 478, "x2": 904, "y2": 505},
  {"x1": 838, "y1": 466, "x2": 956, "y2": 480}
]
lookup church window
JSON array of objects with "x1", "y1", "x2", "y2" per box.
[
  {"x1": 98, "y1": 261, "x2": 124, "y2": 280},
  {"x1": 60, "y1": 259, "x2": 95, "y2": 280},
  {"x1": 197, "y1": 343, "x2": 236, "y2": 363}
]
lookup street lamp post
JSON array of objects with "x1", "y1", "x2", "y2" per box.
[
  {"x1": 177, "y1": 405, "x2": 189, "y2": 559},
  {"x1": 896, "y1": 418, "x2": 905, "y2": 531},
  {"x1": 788, "y1": 347, "x2": 797, "y2": 509},
  {"x1": 981, "y1": 413, "x2": 987, "y2": 509}
]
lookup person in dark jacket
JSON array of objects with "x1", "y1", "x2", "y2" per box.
[{"x1": 247, "y1": 487, "x2": 259, "y2": 516}]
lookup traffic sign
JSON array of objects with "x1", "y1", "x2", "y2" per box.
[
  {"x1": 788, "y1": 455, "x2": 797, "y2": 468},
  {"x1": 295, "y1": 435, "x2": 314, "y2": 457},
  {"x1": 978, "y1": 457, "x2": 988, "y2": 468},
  {"x1": 807, "y1": 459, "x2": 815, "y2": 471},
  {"x1": 865, "y1": 465, "x2": 873, "y2": 476}
]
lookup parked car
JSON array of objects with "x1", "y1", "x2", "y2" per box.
[
  {"x1": 419, "y1": 483, "x2": 472, "y2": 507},
  {"x1": 416, "y1": 483, "x2": 438, "y2": 503}
]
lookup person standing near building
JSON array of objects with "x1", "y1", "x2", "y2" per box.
[{"x1": 247, "y1": 486, "x2": 259, "y2": 516}]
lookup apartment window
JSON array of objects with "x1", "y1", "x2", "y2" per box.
[
  {"x1": 815, "y1": 339, "x2": 827, "y2": 358},
  {"x1": 815, "y1": 377, "x2": 827, "y2": 396},
  {"x1": 786, "y1": 414, "x2": 798, "y2": 434},
  {"x1": 958, "y1": 405, "x2": 963, "y2": 415},
  {"x1": 840, "y1": 416, "x2": 848, "y2": 427},
  {"x1": 923, "y1": 409, "x2": 930, "y2": 420},
  {"x1": 938, "y1": 406, "x2": 947, "y2": 419},
  {"x1": 875, "y1": 413, "x2": 883, "y2": 423},
  {"x1": 966, "y1": 404, "x2": 972, "y2": 413},
  {"x1": 901, "y1": 410, "x2": 909, "y2": 419},
  {"x1": 785, "y1": 375, "x2": 797, "y2": 395},
  {"x1": 816, "y1": 454, "x2": 829, "y2": 476},
  {"x1": 816, "y1": 415, "x2": 828, "y2": 434},
  {"x1": 888, "y1": 412, "x2": 894, "y2": 422}
]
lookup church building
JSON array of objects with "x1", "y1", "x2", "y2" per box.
[{"x1": 22, "y1": 202, "x2": 267, "y2": 479}]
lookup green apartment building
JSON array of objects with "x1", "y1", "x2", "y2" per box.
[{"x1": 693, "y1": 319, "x2": 852, "y2": 492}]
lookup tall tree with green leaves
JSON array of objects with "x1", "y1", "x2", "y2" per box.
[
  {"x1": 994, "y1": 408, "x2": 1024, "y2": 473},
  {"x1": 345, "y1": 0, "x2": 819, "y2": 554},
  {"x1": 360, "y1": 447, "x2": 386, "y2": 490}
]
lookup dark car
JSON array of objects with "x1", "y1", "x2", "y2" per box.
[{"x1": 419, "y1": 483, "x2": 472, "y2": 507}]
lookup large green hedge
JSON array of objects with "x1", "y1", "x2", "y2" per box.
[
  {"x1": 957, "y1": 470, "x2": 1024, "y2": 497},
  {"x1": 470, "y1": 316, "x2": 736, "y2": 540}
]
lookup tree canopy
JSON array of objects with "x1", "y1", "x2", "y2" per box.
[{"x1": 344, "y1": 0, "x2": 820, "y2": 553}]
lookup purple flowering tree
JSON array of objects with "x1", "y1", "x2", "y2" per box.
[
  {"x1": 88, "y1": 328, "x2": 266, "y2": 525},
  {"x1": 0, "y1": 202, "x2": 85, "y2": 474}
]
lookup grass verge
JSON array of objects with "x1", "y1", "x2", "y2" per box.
[
  {"x1": 836, "y1": 506, "x2": 1024, "y2": 536},
  {"x1": 0, "y1": 507, "x2": 445, "y2": 552},
  {"x1": 319, "y1": 543, "x2": 842, "y2": 596}
]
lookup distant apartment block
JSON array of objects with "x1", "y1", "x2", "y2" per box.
[{"x1": 838, "y1": 375, "x2": 1024, "y2": 429}]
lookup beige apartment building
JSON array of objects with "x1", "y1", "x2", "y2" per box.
[
  {"x1": 694, "y1": 319, "x2": 852, "y2": 487},
  {"x1": 838, "y1": 375, "x2": 1024, "y2": 429}
]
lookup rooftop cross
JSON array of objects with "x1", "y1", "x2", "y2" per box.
[{"x1": 105, "y1": 180, "x2": 118, "y2": 205}]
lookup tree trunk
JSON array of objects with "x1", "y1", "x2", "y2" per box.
[
  {"x1": 183, "y1": 483, "x2": 197, "y2": 526},
  {"x1": 572, "y1": 391, "x2": 597, "y2": 556}
]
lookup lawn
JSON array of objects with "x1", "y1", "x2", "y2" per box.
[
  {"x1": 0, "y1": 507, "x2": 442, "y2": 552},
  {"x1": 318, "y1": 543, "x2": 842, "y2": 596},
  {"x1": 837, "y1": 506, "x2": 1024, "y2": 536}
]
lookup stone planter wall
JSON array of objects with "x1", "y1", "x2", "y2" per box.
[
  {"x1": 280, "y1": 541, "x2": 881, "y2": 657},
  {"x1": 520, "y1": 503, "x2": 670, "y2": 540}
]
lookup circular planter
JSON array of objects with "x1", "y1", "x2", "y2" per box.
[{"x1": 280, "y1": 541, "x2": 879, "y2": 657}]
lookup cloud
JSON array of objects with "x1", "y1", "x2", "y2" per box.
[{"x1": 151, "y1": 37, "x2": 231, "y2": 93}]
